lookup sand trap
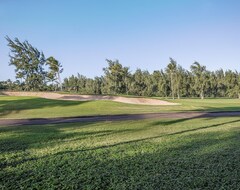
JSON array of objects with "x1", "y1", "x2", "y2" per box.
[{"x1": 2, "y1": 91, "x2": 179, "y2": 106}]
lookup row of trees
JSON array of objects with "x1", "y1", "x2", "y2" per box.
[
  {"x1": 2, "y1": 37, "x2": 240, "y2": 99},
  {"x1": 63, "y1": 59, "x2": 240, "y2": 99},
  {"x1": 5, "y1": 36, "x2": 63, "y2": 91}
]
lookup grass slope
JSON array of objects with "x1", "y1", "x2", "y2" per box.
[
  {"x1": 0, "y1": 96, "x2": 240, "y2": 119},
  {"x1": 0, "y1": 117, "x2": 240, "y2": 189}
]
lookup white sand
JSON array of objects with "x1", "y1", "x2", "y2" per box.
[{"x1": 3, "y1": 91, "x2": 179, "y2": 106}]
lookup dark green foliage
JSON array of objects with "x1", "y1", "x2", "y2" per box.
[
  {"x1": 191, "y1": 62, "x2": 208, "y2": 99},
  {"x1": 225, "y1": 70, "x2": 240, "y2": 98},
  {"x1": 130, "y1": 69, "x2": 149, "y2": 96},
  {"x1": 5, "y1": 36, "x2": 63, "y2": 91},
  {"x1": 62, "y1": 59, "x2": 240, "y2": 99},
  {"x1": 6, "y1": 36, "x2": 47, "y2": 91},
  {"x1": 46, "y1": 56, "x2": 63, "y2": 90},
  {"x1": 62, "y1": 74, "x2": 104, "y2": 94},
  {"x1": 103, "y1": 59, "x2": 130, "y2": 94},
  {"x1": 0, "y1": 79, "x2": 22, "y2": 90}
]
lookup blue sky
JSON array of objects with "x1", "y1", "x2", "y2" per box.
[{"x1": 1, "y1": 0, "x2": 240, "y2": 80}]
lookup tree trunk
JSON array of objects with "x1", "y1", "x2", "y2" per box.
[
  {"x1": 200, "y1": 91, "x2": 204, "y2": 99},
  {"x1": 171, "y1": 73, "x2": 175, "y2": 99},
  {"x1": 58, "y1": 72, "x2": 62, "y2": 91},
  {"x1": 177, "y1": 84, "x2": 180, "y2": 99}
]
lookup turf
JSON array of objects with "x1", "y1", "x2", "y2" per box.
[
  {"x1": 0, "y1": 96, "x2": 240, "y2": 119},
  {"x1": 0, "y1": 117, "x2": 239, "y2": 189}
]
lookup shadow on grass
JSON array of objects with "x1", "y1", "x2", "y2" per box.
[
  {"x1": 81, "y1": 130, "x2": 240, "y2": 189},
  {"x1": 54, "y1": 118, "x2": 240, "y2": 154},
  {"x1": 147, "y1": 112, "x2": 240, "y2": 126},
  {"x1": 192, "y1": 106, "x2": 240, "y2": 112},
  {"x1": 0, "y1": 122, "x2": 102, "y2": 153},
  {"x1": 0, "y1": 96, "x2": 88, "y2": 117},
  {"x1": 0, "y1": 121, "x2": 143, "y2": 165},
  {"x1": 1, "y1": 118, "x2": 240, "y2": 189},
  {"x1": 1, "y1": 117, "x2": 240, "y2": 171}
]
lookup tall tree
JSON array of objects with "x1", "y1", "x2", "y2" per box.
[
  {"x1": 77, "y1": 73, "x2": 87, "y2": 93},
  {"x1": 6, "y1": 36, "x2": 47, "y2": 91},
  {"x1": 103, "y1": 59, "x2": 129, "y2": 94},
  {"x1": 93, "y1": 76, "x2": 103, "y2": 94},
  {"x1": 190, "y1": 62, "x2": 208, "y2": 99},
  {"x1": 236, "y1": 72, "x2": 240, "y2": 99},
  {"x1": 152, "y1": 71, "x2": 162, "y2": 96},
  {"x1": 65, "y1": 75, "x2": 79, "y2": 92},
  {"x1": 159, "y1": 70, "x2": 170, "y2": 97},
  {"x1": 225, "y1": 70, "x2": 240, "y2": 98},
  {"x1": 175, "y1": 65, "x2": 186, "y2": 99},
  {"x1": 142, "y1": 71, "x2": 153, "y2": 96},
  {"x1": 131, "y1": 69, "x2": 147, "y2": 96},
  {"x1": 215, "y1": 69, "x2": 226, "y2": 97},
  {"x1": 166, "y1": 58, "x2": 177, "y2": 99},
  {"x1": 46, "y1": 56, "x2": 63, "y2": 91}
]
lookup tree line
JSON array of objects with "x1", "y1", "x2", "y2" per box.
[
  {"x1": 63, "y1": 59, "x2": 240, "y2": 99},
  {"x1": 1, "y1": 37, "x2": 240, "y2": 99}
]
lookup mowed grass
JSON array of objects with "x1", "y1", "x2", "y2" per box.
[
  {"x1": 1, "y1": 117, "x2": 240, "y2": 189},
  {"x1": 0, "y1": 96, "x2": 240, "y2": 119}
]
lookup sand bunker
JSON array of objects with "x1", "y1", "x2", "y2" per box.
[{"x1": 2, "y1": 91, "x2": 179, "y2": 106}]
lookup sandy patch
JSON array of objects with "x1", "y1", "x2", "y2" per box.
[{"x1": 2, "y1": 91, "x2": 179, "y2": 106}]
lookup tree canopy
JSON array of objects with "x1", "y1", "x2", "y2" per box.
[{"x1": 6, "y1": 36, "x2": 63, "y2": 91}]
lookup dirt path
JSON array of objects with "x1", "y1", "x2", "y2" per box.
[
  {"x1": 2, "y1": 91, "x2": 178, "y2": 105},
  {"x1": 1, "y1": 111, "x2": 240, "y2": 126}
]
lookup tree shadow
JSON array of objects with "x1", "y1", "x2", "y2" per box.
[
  {"x1": 1, "y1": 118, "x2": 240, "y2": 189},
  {"x1": 90, "y1": 130, "x2": 240, "y2": 189},
  {"x1": 0, "y1": 120, "x2": 150, "y2": 169},
  {"x1": 52, "y1": 118, "x2": 240, "y2": 155},
  {"x1": 2, "y1": 116, "x2": 239, "y2": 171},
  {"x1": 192, "y1": 106, "x2": 240, "y2": 112},
  {"x1": 0, "y1": 96, "x2": 88, "y2": 117},
  {"x1": 147, "y1": 112, "x2": 240, "y2": 126}
]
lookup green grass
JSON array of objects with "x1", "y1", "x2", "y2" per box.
[
  {"x1": 1, "y1": 117, "x2": 240, "y2": 189},
  {"x1": 0, "y1": 96, "x2": 240, "y2": 119}
]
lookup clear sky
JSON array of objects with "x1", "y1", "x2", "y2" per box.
[{"x1": 1, "y1": 0, "x2": 240, "y2": 80}]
